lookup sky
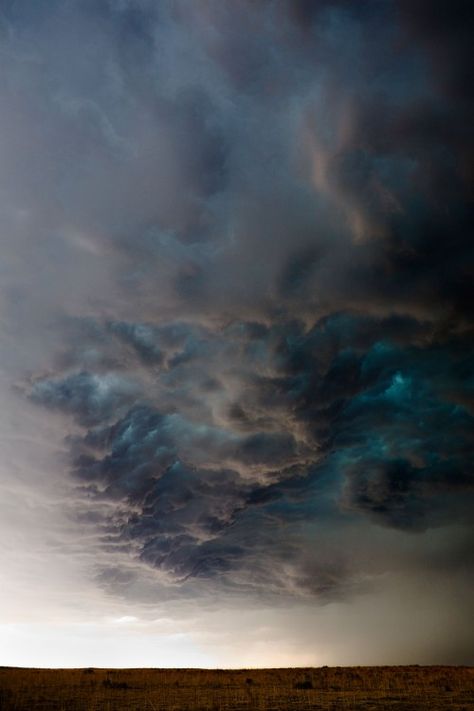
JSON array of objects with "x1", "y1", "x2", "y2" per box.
[{"x1": 0, "y1": 0, "x2": 472, "y2": 668}]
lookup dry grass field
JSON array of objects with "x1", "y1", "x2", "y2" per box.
[{"x1": 0, "y1": 665, "x2": 473, "y2": 710}]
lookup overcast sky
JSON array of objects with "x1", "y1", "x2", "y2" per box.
[{"x1": 0, "y1": 0, "x2": 472, "y2": 668}]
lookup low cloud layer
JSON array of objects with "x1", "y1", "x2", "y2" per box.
[{"x1": 1, "y1": 0, "x2": 472, "y2": 662}]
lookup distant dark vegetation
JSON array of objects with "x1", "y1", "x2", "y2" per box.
[{"x1": 0, "y1": 666, "x2": 473, "y2": 710}]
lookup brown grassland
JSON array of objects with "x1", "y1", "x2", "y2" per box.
[{"x1": 0, "y1": 665, "x2": 473, "y2": 710}]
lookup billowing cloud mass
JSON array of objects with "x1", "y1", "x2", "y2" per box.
[{"x1": 0, "y1": 0, "x2": 472, "y2": 665}]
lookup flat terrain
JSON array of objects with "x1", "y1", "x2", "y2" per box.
[{"x1": 0, "y1": 665, "x2": 473, "y2": 710}]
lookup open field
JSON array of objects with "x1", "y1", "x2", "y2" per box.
[{"x1": 0, "y1": 665, "x2": 473, "y2": 710}]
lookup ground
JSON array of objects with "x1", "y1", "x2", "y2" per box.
[{"x1": 0, "y1": 665, "x2": 473, "y2": 710}]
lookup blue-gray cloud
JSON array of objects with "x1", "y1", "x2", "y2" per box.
[
  {"x1": 1, "y1": 0, "x2": 472, "y2": 625},
  {"x1": 29, "y1": 312, "x2": 473, "y2": 599}
]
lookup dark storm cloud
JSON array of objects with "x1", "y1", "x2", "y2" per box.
[
  {"x1": 341, "y1": 456, "x2": 471, "y2": 531},
  {"x1": 66, "y1": 397, "x2": 315, "y2": 588},
  {"x1": 3, "y1": 0, "x2": 472, "y2": 611},
  {"x1": 108, "y1": 321, "x2": 164, "y2": 365},
  {"x1": 32, "y1": 312, "x2": 473, "y2": 596},
  {"x1": 30, "y1": 371, "x2": 140, "y2": 427}
]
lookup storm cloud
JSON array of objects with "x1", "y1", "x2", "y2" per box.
[{"x1": 1, "y1": 0, "x2": 473, "y2": 663}]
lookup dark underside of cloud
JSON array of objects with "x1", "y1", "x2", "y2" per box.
[{"x1": 3, "y1": 0, "x2": 472, "y2": 602}]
